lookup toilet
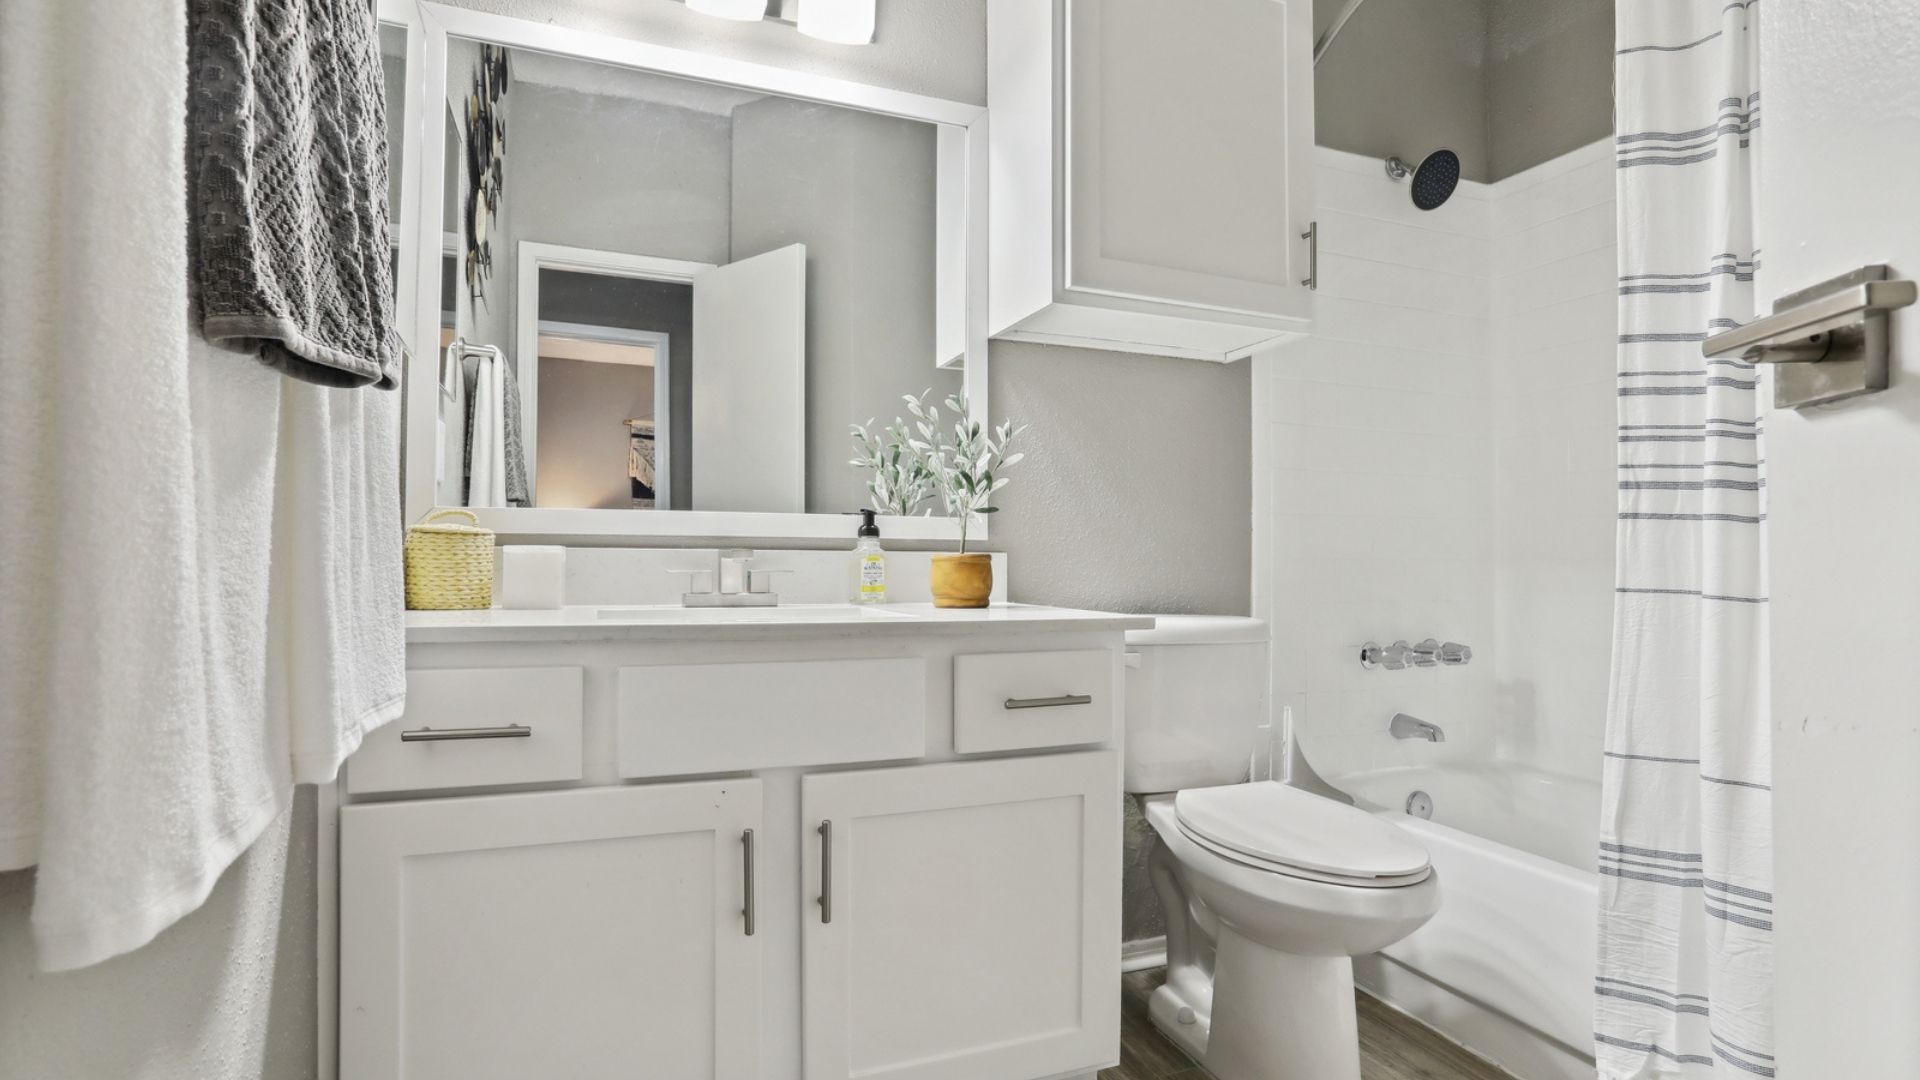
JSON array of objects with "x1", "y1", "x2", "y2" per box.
[{"x1": 1125, "y1": 616, "x2": 1440, "y2": 1080}]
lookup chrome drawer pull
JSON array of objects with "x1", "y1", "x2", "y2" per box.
[
  {"x1": 1003, "y1": 694, "x2": 1094, "y2": 711},
  {"x1": 742, "y1": 829, "x2": 756, "y2": 937},
  {"x1": 818, "y1": 821, "x2": 833, "y2": 925},
  {"x1": 399, "y1": 724, "x2": 532, "y2": 742}
]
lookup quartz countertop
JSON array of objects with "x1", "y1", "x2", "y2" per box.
[{"x1": 405, "y1": 603, "x2": 1155, "y2": 644}]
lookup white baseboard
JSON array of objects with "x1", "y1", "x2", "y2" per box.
[{"x1": 1121, "y1": 936, "x2": 1167, "y2": 973}]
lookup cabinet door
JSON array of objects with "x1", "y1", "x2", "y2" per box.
[
  {"x1": 801, "y1": 752, "x2": 1120, "y2": 1080},
  {"x1": 1067, "y1": 0, "x2": 1314, "y2": 323},
  {"x1": 341, "y1": 781, "x2": 763, "y2": 1080}
]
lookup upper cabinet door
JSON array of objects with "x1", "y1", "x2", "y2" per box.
[
  {"x1": 989, "y1": 0, "x2": 1315, "y2": 361},
  {"x1": 340, "y1": 781, "x2": 763, "y2": 1080},
  {"x1": 800, "y1": 752, "x2": 1121, "y2": 1080}
]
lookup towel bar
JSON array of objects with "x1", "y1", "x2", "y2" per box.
[{"x1": 1702, "y1": 264, "x2": 1916, "y2": 408}]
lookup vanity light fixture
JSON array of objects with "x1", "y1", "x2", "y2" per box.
[
  {"x1": 679, "y1": 0, "x2": 875, "y2": 44},
  {"x1": 797, "y1": 0, "x2": 876, "y2": 44},
  {"x1": 686, "y1": 0, "x2": 770, "y2": 21}
]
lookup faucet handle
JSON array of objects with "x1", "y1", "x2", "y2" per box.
[
  {"x1": 1438, "y1": 641, "x2": 1473, "y2": 666},
  {"x1": 1360, "y1": 640, "x2": 1417, "y2": 670},
  {"x1": 669, "y1": 569, "x2": 717, "y2": 595},
  {"x1": 1409, "y1": 639, "x2": 1442, "y2": 667},
  {"x1": 745, "y1": 568, "x2": 792, "y2": 595}
]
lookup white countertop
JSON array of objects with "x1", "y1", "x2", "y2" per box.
[{"x1": 405, "y1": 603, "x2": 1155, "y2": 644}]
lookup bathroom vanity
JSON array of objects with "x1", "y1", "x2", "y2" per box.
[{"x1": 335, "y1": 603, "x2": 1149, "y2": 1080}]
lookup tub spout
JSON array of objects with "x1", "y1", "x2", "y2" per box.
[{"x1": 1389, "y1": 712, "x2": 1445, "y2": 742}]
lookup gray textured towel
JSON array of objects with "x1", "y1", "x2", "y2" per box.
[{"x1": 188, "y1": 0, "x2": 400, "y2": 389}]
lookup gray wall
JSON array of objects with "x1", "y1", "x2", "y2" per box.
[
  {"x1": 1313, "y1": 0, "x2": 1493, "y2": 182},
  {"x1": 1486, "y1": 0, "x2": 1614, "y2": 180},
  {"x1": 1313, "y1": 0, "x2": 1612, "y2": 183},
  {"x1": 728, "y1": 97, "x2": 960, "y2": 515}
]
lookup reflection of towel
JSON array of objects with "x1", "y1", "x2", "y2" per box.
[
  {"x1": 187, "y1": 0, "x2": 400, "y2": 389},
  {"x1": 461, "y1": 354, "x2": 529, "y2": 507}
]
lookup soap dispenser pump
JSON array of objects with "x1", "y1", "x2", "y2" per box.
[{"x1": 851, "y1": 508, "x2": 887, "y2": 604}]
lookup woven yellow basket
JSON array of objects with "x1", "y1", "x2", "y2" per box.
[{"x1": 405, "y1": 509, "x2": 495, "y2": 610}]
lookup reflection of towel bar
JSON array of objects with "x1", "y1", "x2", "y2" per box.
[{"x1": 442, "y1": 337, "x2": 505, "y2": 400}]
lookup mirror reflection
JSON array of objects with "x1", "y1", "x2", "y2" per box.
[{"x1": 413, "y1": 39, "x2": 963, "y2": 515}]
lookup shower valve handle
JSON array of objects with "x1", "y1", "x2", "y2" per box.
[{"x1": 1438, "y1": 642, "x2": 1473, "y2": 666}]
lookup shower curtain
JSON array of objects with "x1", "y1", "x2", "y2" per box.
[{"x1": 1598, "y1": 1, "x2": 1772, "y2": 1077}]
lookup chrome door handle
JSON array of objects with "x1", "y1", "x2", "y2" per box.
[
  {"x1": 1003, "y1": 694, "x2": 1094, "y2": 710},
  {"x1": 399, "y1": 724, "x2": 531, "y2": 742},
  {"x1": 742, "y1": 829, "x2": 756, "y2": 937},
  {"x1": 1301, "y1": 222, "x2": 1319, "y2": 290},
  {"x1": 817, "y1": 820, "x2": 833, "y2": 925}
]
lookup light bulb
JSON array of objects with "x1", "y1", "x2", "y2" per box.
[
  {"x1": 687, "y1": 0, "x2": 768, "y2": 21},
  {"x1": 798, "y1": 0, "x2": 875, "y2": 44}
]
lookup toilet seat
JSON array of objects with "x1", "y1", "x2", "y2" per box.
[{"x1": 1174, "y1": 782, "x2": 1431, "y2": 888}]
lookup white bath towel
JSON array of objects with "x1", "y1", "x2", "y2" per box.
[{"x1": 0, "y1": 0, "x2": 404, "y2": 971}]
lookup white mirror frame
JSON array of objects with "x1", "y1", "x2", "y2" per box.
[{"x1": 388, "y1": 0, "x2": 988, "y2": 543}]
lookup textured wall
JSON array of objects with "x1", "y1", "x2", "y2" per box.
[
  {"x1": 988, "y1": 342, "x2": 1252, "y2": 616},
  {"x1": 1485, "y1": 0, "x2": 1614, "y2": 180}
]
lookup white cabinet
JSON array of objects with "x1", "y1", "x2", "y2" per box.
[
  {"x1": 801, "y1": 752, "x2": 1121, "y2": 1080},
  {"x1": 339, "y1": 781, "x2": 764, "y2": 1080},
  {"x1": 988, "y1": 0, "x2": 1316, "y2": 360}
]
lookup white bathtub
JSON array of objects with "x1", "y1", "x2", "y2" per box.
[{"x1": 1334, "y1": 764, "x2": 1600, "y2": 1080}]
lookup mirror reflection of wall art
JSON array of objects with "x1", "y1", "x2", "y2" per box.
[{"x1": 464, "y1": 44, "x2": 509, "y2": 306}]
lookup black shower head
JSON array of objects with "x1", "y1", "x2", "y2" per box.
[{"x1": 1385, "y1": 149, "x2": 1462, "y2": 211}]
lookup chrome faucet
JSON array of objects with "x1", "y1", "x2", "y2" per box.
[
  {"x1": 1389, "y1": 712, "x2": 1445, "y2": 742},
  {"x1": 681, "y1": 549, "x2": 782, "y2": 607}
]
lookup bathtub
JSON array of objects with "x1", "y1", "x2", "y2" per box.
[{"x1": 1333, "y1": 764, "x2": 1600, "y2": 1080}]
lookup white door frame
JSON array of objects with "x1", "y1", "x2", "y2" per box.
[{"x1": 516, "y1": 241, "x2": 712, "y2": 509}]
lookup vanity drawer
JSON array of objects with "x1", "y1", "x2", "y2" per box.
[
  {"x1": 617, "y1": 658, "x2": 926, "y2": 777},
  {"x1": 346, "y1": 667, "x2": 584, "y2": 795},
  {"x1": 953, "y1": 650, "x2": 1116, "y2": 753}
]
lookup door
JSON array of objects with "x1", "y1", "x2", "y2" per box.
[
  {"x1": 691, "y1": 243, "x2": 806, "y2": 512},
  {"x1": 1761, "y1": 9, "x2": 1920, "y2": 1077},
  {"x1": 1066, "y1": 0, "x2": 1314, "y2": 323},
  {"x1": 340, "y1": 781, "x2": 763, "y2": 1080},
  {"x1": 800, "y1": 751, "x2": 1121, "y2": 1080}
]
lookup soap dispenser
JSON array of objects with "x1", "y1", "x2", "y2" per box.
[{"x1": 850, "y1": 508, "x2": 887, "y2": 604}]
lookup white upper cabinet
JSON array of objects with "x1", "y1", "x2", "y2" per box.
[{"x1": 988, "y1": 0, "x2": 1316, "y2": 361}]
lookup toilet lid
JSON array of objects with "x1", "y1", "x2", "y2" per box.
[{"x1": 1175, "y1": 782, "x2": 1431, "y2": 883}]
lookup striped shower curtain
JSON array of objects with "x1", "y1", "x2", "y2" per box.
[{"x1": 1598, "y1": 1, "x2": 1772, "y2": 1077}]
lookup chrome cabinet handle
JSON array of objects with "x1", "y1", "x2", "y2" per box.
[
  {"x1": 817, "y1": 821, "x2": 833, "y2": 924},
  {"x1": 1003, "y1": 694, "x2": 1094, "y2": 710},
  {"x1": 742, "y1": 829, "x2": 756, "y2": 937},
  {"x1": 399, "y1": 724, "x2": 531, "y2": 742},
  {"x1": 1301, "y1": 221, "x2": 1319, "y2": 290}
]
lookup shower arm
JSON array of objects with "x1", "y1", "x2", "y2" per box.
[{"x1": 1313, "y1": 0, "x2": 1370, "y2": 67}]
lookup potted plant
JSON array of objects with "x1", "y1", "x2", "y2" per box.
[{"x1": 850, "y1": 391, "x2": 1026, "y2": 608}]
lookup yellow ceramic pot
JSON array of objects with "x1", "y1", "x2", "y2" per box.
[{"x1": 930, "y1": 553, "x2": 993, "y2": 608}]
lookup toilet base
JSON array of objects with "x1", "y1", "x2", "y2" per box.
[{"x1": 1149, "y1": 924, "x2": 1362, "y2": 1080}]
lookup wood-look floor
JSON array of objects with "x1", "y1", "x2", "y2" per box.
[{"x1": 1102, "y1": 967, "x2": 1517, "y2": 1080}]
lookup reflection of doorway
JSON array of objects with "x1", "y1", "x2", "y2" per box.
[{"x1": 516, "y1": 243, "x2": 712, "y2": 508}]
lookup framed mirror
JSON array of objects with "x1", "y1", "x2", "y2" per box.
[{"x1": 384, "y1": 1, "x2": 986, "y2": 542}]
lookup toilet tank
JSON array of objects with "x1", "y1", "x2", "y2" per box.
[{"x1": 1123, "y1": 615, "x2": 1269, "y2": 794}]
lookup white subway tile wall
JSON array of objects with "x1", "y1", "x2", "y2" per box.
[{"x1": 1259, "y1": 142, "x2": 1615, "y2": 784}]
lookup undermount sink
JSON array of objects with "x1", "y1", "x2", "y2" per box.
[{"x1": 593, "y1": 604, "x2": 916, "y2": 624}]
